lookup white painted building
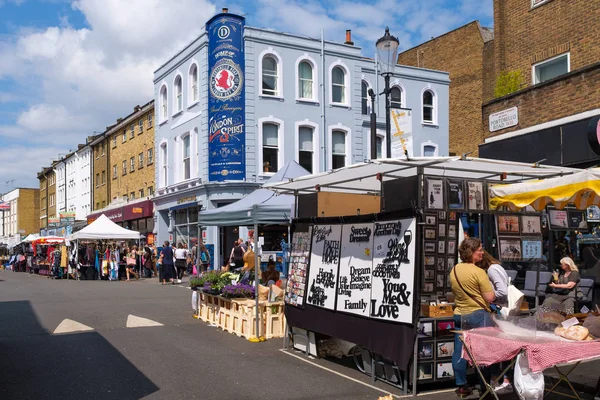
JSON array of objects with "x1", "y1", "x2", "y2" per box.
[
  {"x1": 65, "y1": 145, "x2": 92, "y2": 220},
  {"x1": 55, "y1": 160, "x2": 66, "y2": 215}
]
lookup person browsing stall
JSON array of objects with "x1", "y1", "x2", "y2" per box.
[
  {"x1": 477, "y1": 251, "x2": 509, "y2": 307},
  {"x1": 449, "y1": 237, "x2": 496, "y2": 398}
]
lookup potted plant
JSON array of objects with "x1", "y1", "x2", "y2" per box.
[
  {"x1": 221, "y1": 283, "x2": 255, "y2": 299},
  {"x1": 189, "y1": 277, "x2": 203, "y2": 291}
]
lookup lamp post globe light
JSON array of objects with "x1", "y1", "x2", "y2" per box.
[{"x1": 376, "y1": 27, "x2": 400, "y2": 159}]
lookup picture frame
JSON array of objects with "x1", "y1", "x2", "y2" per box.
[
  {"x1": 418, "y1": 341, "x2": 434, "y2": 360},
  {"x1": 521, "y1": 238, "x2": 543, "y2": 260},
  {"x1": 425, "y1": 214, "x2": 437, "y2": 226},
  {"x1": 447, "y1": 240, "x2": 456, "y2": 255},
  {"x1": 425, "y1": 177, "x2": 445, "y2": 210},
  {"x1": 424, "y1": 268, "x2": 435, "y2": 280},
  {"x1": 418, "y1": 321, "x2": 433, "y2": 337},
  {"x1": 424, "y1": 241, "x2": 436, "y2": 253},
  {"x1": 436, "y1": 257, "x2": 445, "y2": 272},
  {"x1": 437, "y1": 341, "x2": 454, "y2": 358},
  {"x1": 424, "y1": 255, "x2": 436, "y2": 266},
  {"x1": 417, "y1": 363, "x2": 433, "y2": 380},
  {"x1": 437, "y1": 240, "x2": 446, "y2": 254},
  {"x1": 448, "y1": 224, "x2": 456, "y2": 239},
  {"x1": 437, "y1": 362, "x2": 454, "y2": 379},
  {"x1": 449, "y1": 211, "x2": 457, "y2": 221},
  {"x1": 447, "y1": 179, "x2": 465, "y2": 210},
  {"x1": 438, "y1": 223, "x2": 446, "y2": 238},
  {"x1": 548, "y1": 209, "x2": 568, "y2": 230},
  {"x1": 467, "y1": 181, "x2": 486, "y2": 211},
  {"x1": 521, "y1": 215, "x2": 542, "y2": 235},
  {"x1": 567, "y1": 210, "x2": 587, "y2": 230},
  {"x1": 499, "y1": 237, "x2": 522, "y2": 262},
  {"x1": 436, "y1": 274, "x2": 445, "y2": 289},
  {"x1": 436, "y1": 320, "x2": 455, "y2": 336},
  {"x1": 425, "y1": 228, "x2": 437, "y2": 240},
  {"x1": 447, "y1": 257, "x2": 455, "y2": 270},
  {"x1": 438, "y1": 211, "x2": 447, "y2": 220},
  {"x1": 423, "y1": 282, "x2": 434, "y2": 293},
  {"x1": 497, "y1": 214, "x2": 520, "y2": 234}
]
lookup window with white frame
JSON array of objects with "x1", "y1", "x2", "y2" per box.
[
  {"x1": 391, "y1": 87, "x2": 402, "y2": 109},
  {"x1": 533, "y1": 53, "x2": 569, "y2": 84},
  {"x1": 332, "y1": 130, "x2": 346, "y2": 169},
  {"x1": 160, "y1": 85, "x2": 168, "y2": 120},
  {"x1": 138, "y1": 152, "x2": 144, "y2": 169},
  {"x1": 423, "y1": 145, "x2": 437, "y2": 157},
  {"x1": 422, "y1": 90, "x2": 435, "y2": 124},
  {"x1": 262, "y1": 123, "x2": 279, "y2": 172},
  {"x1": 113, "y1": 165, "x2": 117, "y2": 179},
  {"x1": 112, "y1": 136, "x2": 117, "y2": 148},
  {"x1": 122, "y1": 129, "x2": 126, "y2": 143},
  {"x1": 147, "y1": 112, "x2": 153, "y2": 128},
  {"x1": 130, "y1": 123, "x2": 135, "y2": 139},
  {"x1": 139, "y1": 189, "x2": 144, "y2": 198},
  {"x1": 161, "y1": 143, "x2": 168, "y2": 187},
  {"x1": 376, "y1": 136, "x2": 383, "y2": 159},
  {"x1": 182, "y1": 134, "x2": 191, "y2": 180},
  {"x1": 138, "y1": 119, "x2": 144, "y2": 133},
  {"x1": 298, "y1": 126, "x2": 314, "y2": 174},
  {"x1": 147, "y1": 148, "x2": 153, "y2": 165},
  {"x1": 298, "y1": 61, "x2": 313, "y2": 100},
  {"x1": 174, "y1": 75, "x2": 183, "y2": 112},
  {"x1": 148, "y1": 186, "x2": 154, "y2": 196},
  {"x1": 361, "y1": 81, "x2": 369, "y2": 115},
  {"x1": 130, "y1": 157, "x2": 135, "y2": 172},
  {"x1": 262, "y1": 56, "x2": 278, "y2": 96},
  {"x1": 332, "y1": 66, "x2": 346, "y2": 104},
  {"x1": 122, "y1": 160, "x2": 127, "y2": 175},
  {"x1": 189, "y1": 64, "x2": 198, "y2": 103}
]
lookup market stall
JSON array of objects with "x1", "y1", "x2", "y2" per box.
[
  {"x1": 31, "y1": 236, "x2": 66, "y2": 277},
  {"x1": 69, "y1": 214, "x2": 143, "y2": 281},
  {"x1": 265, "y1": 156, "x2": 582, "y2": 394}
]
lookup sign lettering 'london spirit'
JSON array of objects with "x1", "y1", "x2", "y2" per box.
[{"x1": 207, "y1": 13, "x2": 246, "y2": 181}]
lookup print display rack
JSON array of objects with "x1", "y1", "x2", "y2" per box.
[
  {"x1": 284, "y1": 227, "x2": 312, "y2": 308},
  {"x1": 416, "y1": 317, "x2": 456, "y2": 383},
  {"x1": 495, "y1": 213, "x2": 544, "y2": 263}
]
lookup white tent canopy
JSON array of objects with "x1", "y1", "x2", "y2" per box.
[
  {"x1": 199, "y1": 160, "x2": 310, "y2": 226},
  {"x1": 264, "y1": 157, "x2": 582, "y2": 195},
  {"x1": 69, "y1": 214, "x2": 143, "y2": 240}
]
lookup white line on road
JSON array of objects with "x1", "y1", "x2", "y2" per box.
[
  {"x1": 53, "y1": 319, "x2": 94, "y2": 334},
  {"x1": 279, "y1": 349, "x2": 399, "y2": 398},
  {"x1": 126, "y1": 314, "x2": 164, "y2": 328}
]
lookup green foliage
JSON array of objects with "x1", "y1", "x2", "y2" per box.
[{"x1": 494, "y1": 70, "x2": 523, "y2": 98}]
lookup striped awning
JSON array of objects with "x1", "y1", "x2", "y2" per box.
[{"x1": 489, "y1": 168, "x2": 600, "y2": 211}]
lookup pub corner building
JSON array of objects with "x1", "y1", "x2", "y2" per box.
[{"x1": 151, "y1": 9, "x2": 450, "y2": 267}]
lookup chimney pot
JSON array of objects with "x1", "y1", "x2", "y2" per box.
[
  {"x1": 222, "y1": 7, "x2": 228, "y2": 13},
  {"x1": 345, "y1": 29, "x2": 354, "y2": 45}
]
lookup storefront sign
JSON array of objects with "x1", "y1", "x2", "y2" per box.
[
  {"x1": 59, "y1": 211, "x2": 76, "y2": 225},
  {"x1": 207, "y1": 13, "x2": 246, "y2": 181},
  {"x1": 370, "y1": 219, "x2": 416, "y2": 323},
  {"x1": 307, "y1": 224, "x2": 341, "y2": 310},
  {"x1": 48, "y1": 217, "x2": 60, "y2": 228},
  {"x1": 489, "y1": 107, "x2": 518, "y2": 132},
  {"x1": 336, "y1": 223, "x2": 374, "y2": 317},
  {"x1": 390, "y1": 109, "x2": 413, "y2": 158},
  {"x1": 177, "y1": 195, "x2": 197, "y2": 205}
]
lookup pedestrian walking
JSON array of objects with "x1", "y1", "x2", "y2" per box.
[
  {"x1": 197, "y1": 240, "x2": 211, "y2": 273},
  {"x1": 174, "y1": 242, "x2": 188, "y2": 284},
  {"x1": 160, "y1": 241, "x2": 175, "y2": 285}
]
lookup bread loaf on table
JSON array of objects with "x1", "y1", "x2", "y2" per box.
[
  {"x1": 562, "y1": 325, "x2": 589, "y2": 341},
  {"x1": 554, "y1": 326, "x2": 566, "y2": 337}
]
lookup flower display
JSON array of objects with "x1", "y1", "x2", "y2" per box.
[{"x1": 221, "y1": 283, "x2": 255, "y2": 299}]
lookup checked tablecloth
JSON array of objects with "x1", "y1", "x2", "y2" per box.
[{"x1": 462, "y1": 327, "x2": 600, "y2": 373}]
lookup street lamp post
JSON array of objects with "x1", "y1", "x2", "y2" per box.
[{"x1": 376, "y1": 27, "x2": 400, "y2": 159}]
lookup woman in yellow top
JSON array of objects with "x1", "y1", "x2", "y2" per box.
[{"x1": 449, "y1": 237, "x2": 496, "y2": 397}]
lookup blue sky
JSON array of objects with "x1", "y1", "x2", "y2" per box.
[{"x1": 0, "y1": 0, "x2": 493, "y2": 190}]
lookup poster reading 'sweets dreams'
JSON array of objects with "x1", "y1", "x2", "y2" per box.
[
  {"x1": 307, "y1": 225, "x2": 342, "y2": 310},
  {"x1": 207, "y1": 13, "x2": 246, "y2": 181},
  {"x1": 336, "y1": 223, "x2": 374, "y2": 317}
]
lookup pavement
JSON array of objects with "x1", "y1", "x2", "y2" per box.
[{"x1": 0, "y1": 271, "x2": 598, "y2": 400}]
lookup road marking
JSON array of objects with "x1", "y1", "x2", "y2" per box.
[
  {"x1": 126, "y1": 314, "x2": 163, "y2": 328},
  {"x1": 53, "y1": 318, "x2": 94, "y2": 334},
  {"x1": 279, "y1": 349, "x2": 399, "y2": 398}
]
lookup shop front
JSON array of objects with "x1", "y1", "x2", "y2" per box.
[{"x1": 87, "y1": 199, "x2": 154, "y2": 239}]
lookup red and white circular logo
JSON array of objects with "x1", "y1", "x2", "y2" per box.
[{"x1": 210, "y1": 59, "x2": 243, "y2": 100}]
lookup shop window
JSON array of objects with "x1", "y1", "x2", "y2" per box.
[
  {"x1": 131, "y1": 220, "x2": 138, "y2": 231},
  {"x1": 361, "y1": 81, "x2": 369, "y2": 115},
  {"x1": 183, "y1": 134, "x2": 191, "y2": 180},
  {"x1": 189, "y1": 206, "x2": 198, "y2": 223},
  {"x1": 146, "y1": 217, "x2": 154, "y2": 232},
  {"x1": 533, "y1": 53, "x2": 569, "y2": 84},
  {"x1": 391, "y1": 87, "x2": 402, "y2": 109},
  {"x1": 298, "y1": 126, "x2": 314, "y2": 174},
  {"x1": 331, "y1": 66, "x2": 347, "y2": 104},
  {"x1": 261, "y1": 55, "x2": 279, "y2": 96},
  {"x1": 175, "y1": 209, "x2": 188, "y2": 225},
  {"x1": 422, "y1": 89, "x2": 435, "y2": 124},
  {"x1": 262, "y1": 123, "x2": 279, "y2": 172},
  {"x1": 298, "y1": 61, "x2": 313, "y2": 100}
]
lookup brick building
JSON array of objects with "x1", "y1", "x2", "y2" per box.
[
  {"x1": 88, "y1": 101, "x2": 155, "y2": 235},
  {"x1": 0, "y1": 188, "x2": 40, "y2": 246},
  {"x1": 397, "y1": 21, "x2": 493, "y2": 157},
  {"x1": 479, "y1": 0, "x2": 600, "y2": 167},
  {"x1": 37, "y1": 167, "x2": 51, "y2": 229}
]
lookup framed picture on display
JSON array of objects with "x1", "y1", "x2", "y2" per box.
[
  {"x1": 447, "y1": 179, "x2": 465, "y2": 210},
  {"x1": 467, "y1": 181, "x2": 486, "y2": 211},
  {"x1": 418, "y1": 321, "x2": 433, "y2": 337},
  {"x1": 497, "y1": 214, "x2": 520, "y2": 234},
  {"x1": 448, "y1": 225, "x2": 456, "y2": 239},
  {"x1": 426, "y1": 177, "x2": 445, "y2": 210},
  {"x1": 437, "y1": 362, "x2": 454, "y2": 379},
  {"x1": 418, "y1": 363, "x2": 433, "y2": 380},
  {"x1": 521, "y1": 215, "x2": 542, "y2": 235},
  {"x1": 522, "y1": 238, "x2": 543, "y2": 260},
  {"x1": 418, "y1": 341, "x2": 434, "y2": 360},
  {"x1": 425, "y1": 228, "x2": 436, "y2": 239},
  {"x1": 424, "y1": 268, "x2": 435, "y2": 280},
  {"x1": 437, "y1": 320, "x2": 455, "y2": 336},
  {"x1": 436, "y1": 257, "x2": 445, "y2": 271},
  {"x1": 425, "y1": 214, "x2": 437, "y2": 226},
  {"x1": 447, "y1": 241, "x2": 456, "y2": 255},
  {"x1": 438, "y1": 223, "x2": 446, "y2": 238},
  {"x1": 439, "y1": 211, "x2": 447, "y2": 220},
  {"x1": 447, "y1": 257, "x2": 455, "y2": 269},
  {"x1": 424, "y1": 255, "x2": 436, "y2": 266},
  {"x1": 499, "y1": 237, "x2": 522, "y2": 261},
  {"x1": 548, "y1": 209, "x2": 569, "y2": 230},
  {"x1": 437, "y1": 341, "x2": 454, "y2": 358},
  {"x1": 438, "y1": 240, "x2": 446, "y2": 254},
  {"x1": 568, "y1": 210, "x2": 588, "y2": 230},
  {"x1": 424, "y1": 241, "x2": 436, "y2": 253},
  {"x1": 449, "y1": 211, "x2": 457, "y2": 221},
  {"x1": 436, "y1": 274, "x2": 445, "y2": 289},
  {"x1": 423, "y1": 282, "x2": 434, "y2": 293}
]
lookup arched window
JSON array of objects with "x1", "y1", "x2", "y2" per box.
[
  {"x1": 189, "y1": 64, "x2": 198, "y2": 103},
  {"x1": 262, "y1": 56, "x2": 278, "y2": 96},
  {"x1": 361, "y1": 81, "x2": 369, "y2": 115},
  {"x1": 423, "y1": 89, "x2": 434, "y2": 124},
  {"x1": 332, "y1": 67, "x2": 346, "y2": 104},
  {"x1": 332, "y1": 130, "x2": 347, "y2": 169},
  {"x1": 160, "y1": 86, "x2": 168, "y2": 120},
  {"x1": 298, "y1": 61, "x2": 313, "y2": 99},
  {"x1": 391, "y1": 87, "x2": 402, "y2": 109},
  {"x1": 174, "y1": 76, "x2": 183, "y2": 112}
]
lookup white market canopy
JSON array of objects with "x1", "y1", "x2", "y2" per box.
[
  {"x1": 199, "y1": 160, "x2": 310, "y2": 226},
  {"x1": 489, "y1": 168, "x2": 600, "y2": 211},
  {"x1": 22, "y1": 233, "x2": 40, "y2": 243},
  {"x1": 264, "y1": 157, "x2": 582, "y2": 196},
  {"x1": 69, "y1": 214, "x2": 143, "y2": 240}
]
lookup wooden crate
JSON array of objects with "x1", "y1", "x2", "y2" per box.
[{"x1": 421, "y1": 304, "x2": 454, "y2": 318}]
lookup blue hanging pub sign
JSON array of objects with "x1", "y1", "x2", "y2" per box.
[{"x1": 206, "y1": 12, "x2": 246, "y2": 182}]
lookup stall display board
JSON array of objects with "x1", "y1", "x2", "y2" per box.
[
  {"x1": 496, "y1": 214, "x2": 543, "y2": 262},
  {"x1": 306, "y1": 224, "x2": 342, "y2": 310},
  {"x1": 423, "y1": 210, "x2": 458, "y2": 297},
  {"x1": 285, "y1": 227, "x2": 312, "y2": 308},
  {"x1": 416, "y1": 318, "x2": 456, "y2": 383}
]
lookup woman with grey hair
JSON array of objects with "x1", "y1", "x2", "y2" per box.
[{"x1": 537, "y1": 257, "x2": 582, "y2": 316}]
